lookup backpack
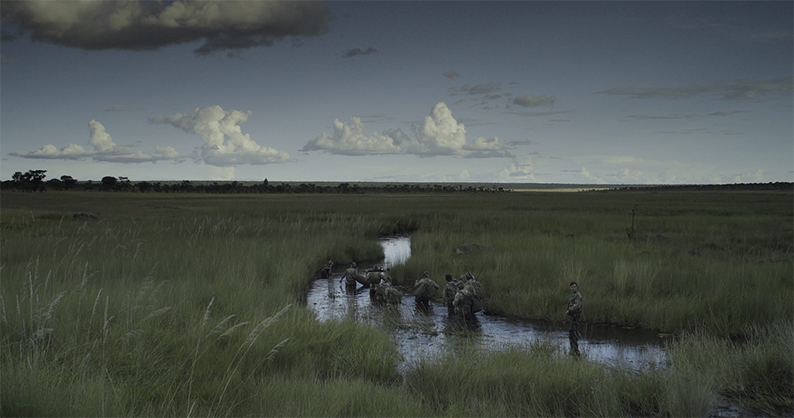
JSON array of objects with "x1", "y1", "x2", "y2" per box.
[
  {"x1": 443, "y1": 282, "x2": 457, "y2": 303},
  {"x1": 471, "y1": 294, "x2": 483, "y2": 313}
]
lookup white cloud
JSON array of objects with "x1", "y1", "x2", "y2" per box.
[
  {"x1": 149, "y1": 105, "x2": 292, "y2": 166},
  {"x1": 465, "y1": 136, "x2": 503, "y2": 151},
  {"x1": 23, "y1": 143, "x2": 89, "y2": 160},
  {"x1": 302, "y1": 102, "x2": 510, "y2": 158},
  {"x1": 10, "y1": 119, "x2": 189, "y2": 163},
  {"x1": 302, "y1": 117, "x2": 409, "y2": 155},
  {"x1": 414, "y1": 102, "x2": 468, "y2": 155},
  {"x1": 88, "y1": 119, "x2": 116, "y2": 152}
]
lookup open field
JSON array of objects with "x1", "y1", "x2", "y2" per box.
[{"x1": 1, "y1": 190, "x2": 791, "y2": 416}]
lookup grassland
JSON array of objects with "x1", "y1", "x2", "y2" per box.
[{"x1": 1, "y1": 189, "x2": 791, "y2": 416}]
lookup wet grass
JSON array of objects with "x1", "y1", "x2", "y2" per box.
[{"x1": 1, "y1": 189, "x2": 791, "y2": 416}]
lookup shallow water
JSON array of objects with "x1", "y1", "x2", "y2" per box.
[{"x1": 306, "y1": 236, "x2": 667, "y2": 371}]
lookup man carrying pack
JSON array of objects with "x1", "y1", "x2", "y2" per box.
[
  {"x1": 442, "y1": 274, "x2": 458, "y2": 315},
  {"x1": 413, "y1": 271, "x2": 439, "y2": 309},
  {"x1": 381, "y1": 280, "x2": 402, "y2": 306},
  {"x1": 453, "y1": 281, "x2": 482, "y2": 321},
  {"x1": 565, "y1": 281, "x2": 583, "y2": 356},
  {"x1": 340, "y1": 262, "x2": 359, "y2": 289},
  {"x1": 367, "y1": 269, "x2": 383, "y2": 299}
]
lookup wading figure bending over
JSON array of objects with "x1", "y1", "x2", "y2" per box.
[
  {"x1": 565, "y1": 281, "x2": 583, "y2": 356},
  {"x1": 414, "y1": 271, "x2": 439, "y2": 311}
]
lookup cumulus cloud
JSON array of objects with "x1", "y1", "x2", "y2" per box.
[
  {"x1": 301, "y1": 102, "x2": 511, "y2": 158},
  {"x1": 0, "y1": 1, "x2": 329, "y2": 55},
  {"x1": 149, "y1": 105, "x2": 291, "y2": 166},
  {"x1": 513, "y1": 94, "x2": 556, "y2": 108},
  {"x1": 342, "y1": 47, "x2": 376, "y2": 58},
  {"x1": 595, "y1": 77, "x2": 793, "y2": 100},
  {"x1": 10, "y1": 119, "x2": 189, "y2": 163}
]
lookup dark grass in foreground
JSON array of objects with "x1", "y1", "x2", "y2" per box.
[{"x1": 1, "y1": 190, "x2": 791, "y2": 416}]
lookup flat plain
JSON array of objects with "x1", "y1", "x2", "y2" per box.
[{"x1": 1, "y1": 188, "x2": 791, "y2": 416}]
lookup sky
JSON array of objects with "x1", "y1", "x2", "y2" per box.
[{"x1": 1, "y1": 1, "x2": 792, "y2": 184}]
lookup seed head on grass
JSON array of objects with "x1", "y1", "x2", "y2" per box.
[
  {"x1": 142, "y1": 306, "x2": 172, "y2": 323},
  {"x1": 206, "y1": 314, "x2": 237, "y2": 339},
  {"x1": 244, "y1": 304, "x2": 292, "y2": 348},
  {"x1": 202, "y1": 297, "x2": 215, "y2": 330},
  {"x1": 219, "y1": 321, "x2": 250, "y2": 339}
]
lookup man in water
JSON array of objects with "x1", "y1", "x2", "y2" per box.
[
  {"x1": 414, "y1": 271, "x2": 439, "y2": 309},
  {"x1": 320, "y1": 260, "x2": 333, "y2": 279},
  {"x1": 565, "y1": 281, "x2": 583, "y2": 356},
  {"x1": 442, "y1": 274, "x2": 458, "y2": 315},
  {"x1": 340, "y1": 262, "x2": 359, "y2": 289}
]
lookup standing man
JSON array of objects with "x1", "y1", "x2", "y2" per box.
[
  {"x1": 341, "y1": 262, "x2": 359, "y2": 289},
  {"x1": 565, "y1": 281, "x2": 583, "y2": 356},
  {"x1": 320, "y1": 260, "x2": 333, "y2": 279},
  {"x1": 442, "y1": 274, "x2": 458, "y2": 316}
]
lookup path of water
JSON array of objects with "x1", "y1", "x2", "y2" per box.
[{"x1": 306, "y1": 236, "x2": 668, "y2": 372}]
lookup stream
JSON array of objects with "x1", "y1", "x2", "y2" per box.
[{"x1": 306, "y1": 236, "x2": 668, "y2": 372}]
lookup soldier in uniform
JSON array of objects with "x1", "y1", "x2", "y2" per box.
[
  {"x1": 320, "y1": 260, "x2": 333, "y2": 279},
  {"x1": 565, "y1": 281, "x2": 583, "y2": 356},
  {"x1": 367, "y1": 270, "x2": 383, "y2": 299},
  {"x1": 467, "y1": 275, "x2": 484, "y2": 300},
  {"x1": 413, "y1": 271, "x2": 439, "y2": 309},
  {"x1": 442, "y1": 274, "x2": 458, "y2": 316},
  {"x1": 340, "y1": 262, "x2": 359, "y2": 289},
  {"x1": 382, "y1": 281, "x2": 402, "y2": 306}
]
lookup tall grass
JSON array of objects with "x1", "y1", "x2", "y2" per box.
[
  {"x1": 405, "y1": 340, "x2": 713, "y2": 417},
  {"x1": 1, "y1": 190, "x2": 791, "y2": 416}
]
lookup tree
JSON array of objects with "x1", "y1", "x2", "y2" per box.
[
  {"x1": 22, "y1": 170, "x2": 47, "y2": 184},
  {"x1": 11, "y1": 170, "x2": 47, "y2": 191},
  {"x1": 61, "y1": 175, "x2": 78, "y2": 189},
  {"x1": 101, "y1": 176, "x2": 118, "y2": 191},
  {"x1": 137, "y1": 181, "x2": 152, "y2": 193}
]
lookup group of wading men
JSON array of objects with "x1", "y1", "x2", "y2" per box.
[
  {"x1": 321, "y1": 261, "x2": 486, "y2": 320},
  {"x1": 321, "y1": 261, "x2": 584, "y2": 355}
]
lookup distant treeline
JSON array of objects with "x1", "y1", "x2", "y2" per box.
[
  {"x1": 1, "y1": 170, "x2": 507, "y2": 194},
  {"x1": 604, "y1": 182, "x2": 793, "y2": 192},
  {"x1": 3, "y1": 170, "x2": 790, "y2": 194}
]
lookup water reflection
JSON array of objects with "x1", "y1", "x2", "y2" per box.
[{"x1": 305, "y1": 236, "x2": 667, "y2": 372}]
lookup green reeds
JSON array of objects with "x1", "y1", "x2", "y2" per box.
[
  {"x1": 1, "y1": 190, "x2": 791, "y2": 416},
  {"x1": 404, "y1": 340, "x2": 714, "y2": 417}
]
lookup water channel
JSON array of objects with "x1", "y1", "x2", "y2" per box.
[{"x1": 306, "y1": 236, "x2": 668, "y2": 372}]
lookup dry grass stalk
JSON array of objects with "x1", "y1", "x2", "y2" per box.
[
  {"x1": 142, "y1": 307, "x2": 172, "y2": 322},
  {"x1": 206, "y1": 314, "x2": 236, "y2": 339}
]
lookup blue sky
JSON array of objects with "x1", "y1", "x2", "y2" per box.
[{"x1": 1, "y1": 1, "x2": 792, "y2": 184}]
